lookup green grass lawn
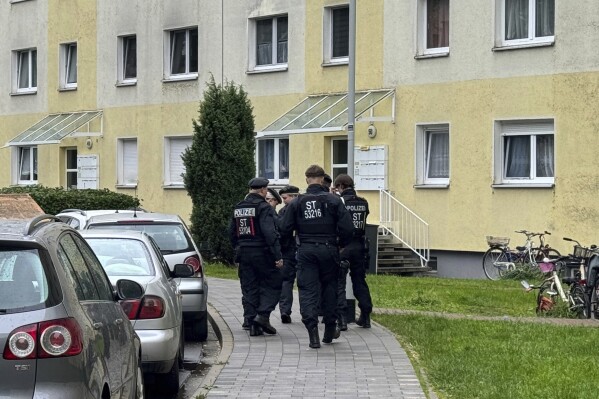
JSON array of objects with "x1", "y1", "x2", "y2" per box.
[{"x1": 205, "y1": 262, "x2": 597, "y2": 398}]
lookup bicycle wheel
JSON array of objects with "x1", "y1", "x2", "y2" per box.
[
  {"x1": 569, "y1": 284, "x2": 590, "y2": 319},
  {"x1": 482, "y1": 247, "x2": 509, "y2": 280},
  {"x1": 534, "y1": 248, "x2": 561, "y2": 263},
  {"x1": 591, "y1": 285, "x2": 599, "y2": 320},
  {"x1": 536, "y1": 282, "x2": 557, "y2": 315}
]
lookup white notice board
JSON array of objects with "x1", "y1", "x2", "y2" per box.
[{"x1": 353, "y1": 145, "x2": 387, "y2": 190}]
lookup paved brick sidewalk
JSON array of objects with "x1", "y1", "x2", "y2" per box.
[{"x1": 205, "y1": 277, "x2": 428, "y2": 399}]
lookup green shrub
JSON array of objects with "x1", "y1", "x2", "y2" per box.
[
  {"x1": 0, "y1": 185, "x2": 140, "y2": 215},
  {"x1": 500, "y1": 262, "x2": 544, "y2": 281}
]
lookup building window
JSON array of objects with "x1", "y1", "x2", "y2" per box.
[
  {"x1": 117, "y1": 35, "x2": 137, "y2": 84},
  {"x1": 60, "y1": 43, "x2": 77, "y2": 89},
  {"x1": 416, "y1": 124, "x2": 449, "y2": 186},
  {"x1": 164, "y1": 27, "x2": 198, "y2": 80},
  {"x1": 494, "y1": 120, "x2": 554, "y2": 185},
  {"x1": 249, "y1": 15, "x2": 288, "y2": 72},
  {"x1": 164, "y1": 137, "x2": 191, "y2": 186},
  {"x1": 13, "y1": 48, "x2": 37, "y2": 94},
  {"x1": 65, "y1": 148, "x2": 77, "y2": 190},
  {"x1": 117, "y1": 138, "x2": 138, "y2": 186},
  {"x1": 323, "y1": 5, "x2": 349, "y2": 64},
  {"x1": 16, "y1": 146, "x2": 38, "y2": 185},
  {"x1": 498, "y1": 0, "x2": 554, "y2": 47},
  {"x1": 331, "y1": 138, "x2": 348, "y2": 179},
  {"x1": 257, "y1": 137, "x2": 289, "y2": 183},
  {"x1": 417, "y1": 0, "x2": 449, "y2": 56}
]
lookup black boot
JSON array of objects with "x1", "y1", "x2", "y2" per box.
[
  {"x1": 308, "y1": 327, "x2": 320, "y2": 349},
  {"x1": 254, "y1": 314, "x2": 277, "y2": 334},
  {"x1": 337, "y1": 314, "x2": 348, "y2": 331},
  {"x1": 249, "y1": 324, "x2": 263, "y2": 336},
  {"x1": 322, "y1": 324, "x2": 340, "y2": 344},
  {"x1": 242, "y1": 318, "x2": 251, "y2": 330},
  {"x1": 356, "y1": 313, "x2": 371, "y2": 328}
]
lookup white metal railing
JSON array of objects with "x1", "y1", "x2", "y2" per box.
[{"x1": 379, "y1": 190, "x2": 429, "y2": 267}]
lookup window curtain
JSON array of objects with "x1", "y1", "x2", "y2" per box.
[
  {"x1": 505, "y1": 0, "x2": 528, "y2": 40},
  {"x1": 258, "y1": 140, "x2": 275, "y2": 179},
  {"x1": 427, "y1": 0, "x2": 449, "y2": 49},
  {"x1": 536, "y1": 134, "x2": 554, "y2": 177},
  {"x1": 256, "y1": 19, "x2": 273, "y2": 65},
  {"x1": 67, "y1": 45, "x2": 77, "y2": 84},
  {"x1": 332, "y1": 7, "x2": 349, "y2": 58},
  {"x1": 18, "y1": 52, "x2": 29, "y2": 89},
  {"x1": 535, "y1": 0, "x2": 554, "y2": 37},
  {"x1": 170, "y1": 31, "x2": 186, "y2": 74},
  {"x1": 279, "y1": 139, "x2": 289, "y2": 179},
  {"x1": 19, "y1": 147, "x2": 31, "y2": 180},
  {"x1": 277, "y1": 17, "x2": 288, "y2": 64},
  {"x1": 427, "y1": 132, "x2": 449, "y2": 178},
  {"x1": 504, "y1": 136, "x2": 530, "y2": 178},
  {"x1": 124, "y1": 37, "x2": 137, "y2": 79}
]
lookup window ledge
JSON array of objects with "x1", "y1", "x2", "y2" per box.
[
  {"x1": 162, "y1": 184, "x2": 186, "y2": 190},
  {"x1": 247, "y1": 65, "x2": 288, "y2": 75},
  {"x1": 414, "y1": 184, "x2": 449, "y2": 189},
  {"x1": 58, "y1": 86, "x2": 77, "y2": 92},
  {"x1": 115, "y1": 184, "x2": 137, "y2": 189},
  {"x1": 492, "y1": 183, "x2": 554, "y2": 188},
  {"x1": 116, "y1": 81, "x2": 137, "y2": 87},
  {"x1": 10, "y1": 89, "x2": 37, "y2": 96},
  {"x1": 414, "y1": 52, "x2": 449, "y2": 60},
  {"x1": 162, "y1": 74, "x2": 198, "y2": 83},
  {"x1": 492, "y1": 41, "x2": 554, "y2": 52},
  {"x1": 322, "y1": 59, "x2": 348, "y2": 67}
]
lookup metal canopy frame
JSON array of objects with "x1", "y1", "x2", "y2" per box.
[
  {"x1": 258, "y1": 89, "x2": 395, "y2": 137},
  {"x1": 6, "y1": 111, "x2": 103, "y2": 146}
]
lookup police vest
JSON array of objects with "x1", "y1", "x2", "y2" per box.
[
  {"x1": 296, "y1": 194, "x2": 336, "y2": 238},
  {"x1": 343, "y1": 195, "x2": 368, "y2": 237},
  {"x1": 233, "y1": 199, "x2": 264, "y2": 241}
]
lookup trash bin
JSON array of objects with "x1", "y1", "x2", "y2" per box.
[{"x1": 365, "y1": 223, "x2": 378, "y2": 274}]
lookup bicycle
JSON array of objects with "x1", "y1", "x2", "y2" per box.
[
  {"x1": 562, "y1": 237, "x2": 598, "y2": 319},
  {"x1": 520, "y1": 256, "x2": 589, "y2": 318},
  {"x1": 482, "y1": 230, "x2": 560, "y2": 281}
]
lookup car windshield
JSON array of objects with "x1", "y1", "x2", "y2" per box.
[
  {"x1": 0, "y1": 248, "x2": 50, "y2": 313},
  {"x1": 85, "y1": 238, "x2": 155, "y2": 276},
  {"x1": 88, "y1": 223, "x2": 193, "y2": 254}
]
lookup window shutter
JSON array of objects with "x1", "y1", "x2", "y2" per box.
[
  {"x1": 123, "y1": 140, "x2": 138, "y2": 184},
  {"x1": 501, "y1": 121, "x2": 553, "y2": 135},
  {"x1": 169, "y1": 138, "x2": 191, "y2": 183}
]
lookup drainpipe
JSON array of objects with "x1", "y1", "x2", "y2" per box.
[{"x1": 347, "y1": 0, "x2": 356, "y2": 179}]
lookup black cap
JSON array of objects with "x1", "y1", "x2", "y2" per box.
[
  {"x1": 267, "y1": 188, "x2": 282, "y2": 204},
  {"x1": 279, "y1": 185, "x2": 300, "y2": 195},
  {"x1": 248, "y1": 177, "x2": 269, "y2": 189}
]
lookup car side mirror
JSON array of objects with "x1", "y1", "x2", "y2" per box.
[
  {"x1": 115, "y1": 279, "x2": 144, "y2": 300},
  {"x1": 173, "y1": 263, "x2": 194, "y2": 278}
]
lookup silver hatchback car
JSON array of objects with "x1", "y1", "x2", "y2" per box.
[
  {"x1": 81, "y1": 229, "x2": 194, "y2": 395},
  {"x1": 0, "y1": 215, "x2": 144, "y2": 399},
  {"x1": 85, "y1": 212, "x2": 209, "y2": 341}
]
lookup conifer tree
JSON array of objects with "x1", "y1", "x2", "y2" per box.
[{"x1": 182, "y1": 77, "x2": 255, "y2": 263}]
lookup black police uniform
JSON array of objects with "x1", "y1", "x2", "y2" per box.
[
  {"x1": 336, "y1": 188, "x2": 373, "y2": 324},
  {"x1": 277, "y1": 202, "x2": 297, "y2": 320},
  {"x1": 279, "y1": 184, "x2": 353, "y2": 343},
  {"x1": 229, "y1": 188, "x2": 282, "y2": 333}
]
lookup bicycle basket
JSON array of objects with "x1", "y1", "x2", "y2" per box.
[
  {"x1": 486, "y1": 236, "x2": 510, "y2": 246},
  {"x1": 573, "y1": 245, "x2": 591, "y2": 259}
]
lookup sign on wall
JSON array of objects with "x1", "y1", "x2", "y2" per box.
[
  {"x1": 354, "y1": 145, "x2": 387, "y2": 190},
  {"x1": 77, "y1": 155, "x2": 99, "y2": 189}
]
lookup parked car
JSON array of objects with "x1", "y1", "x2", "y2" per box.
[
  {"x1": 85, "y1": 212, "x2": 209, "y2": 341},
  {"x1": 0, "y1": 215, "x2": 144, "y2": 399},
  {"x1": 81, "y1": 229, "x2": 193, "y2": 394},
  {"x1": 56, "y1": 208, "x2": 145, "y2": 230}
]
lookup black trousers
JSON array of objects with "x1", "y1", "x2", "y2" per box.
[
  {"x1": 337, "y1": 239, "x2": 373, "y2": 316},
  {"x1": 237, "y1": 246, "x2": 282, "y2": 321},
  {"x1": 278, "y1": 247, "x2": 297, "y2": 316},
  {"x1": 296, "y1": 242, "x2": 339, "y2": 330}
]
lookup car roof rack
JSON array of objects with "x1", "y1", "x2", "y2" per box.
[
  {"x1": 25, "y1": 214, "x2": 61, "y2": 236},
  {"x1": 59, "y1": 208, "x2": 86, "y2": 215}
]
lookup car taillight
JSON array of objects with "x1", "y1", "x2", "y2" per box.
[
  {"x1": 121, "y1": 296, "x2": 164, "y2": 320},
  {"x1": 184, "y1": 255, "x2": 202, "y2": 275},
  {"x1": 121, "y1": 299, "x2": 143, "y2": 320},
  {"x1": 3, "y1": 318, "x2": 82, "y2": 360}
]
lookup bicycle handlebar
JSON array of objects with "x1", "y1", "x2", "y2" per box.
[{"x1": 515, "y1": 230, "x2": 550, "y2": 238}]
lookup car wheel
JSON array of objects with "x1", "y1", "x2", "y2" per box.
[
  {"x1": 159, "y1": 354, "x2": 180, "y2": 395},
  {"x1": 189, "y1": 312, "x2": 208, "y2": 341},
  {"x1": 135, "y1": 358, "x2": 145, "y2": 399}
]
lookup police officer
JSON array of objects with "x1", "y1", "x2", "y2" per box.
[
  {"x1": 277, "y1": 185, "x2": 300, "y2": 323},
  {"x1": 334, "y1": 174, "x2": 373, "y2": 329},
  {"x1": 229, "y1": 177, "x2": 283, "y2": 336},
  {"x1": 279, "y1": 165, "x2": 353, "y2": 348},
  {"x1": 266, "y1": 188, "x2": 282, "y2": 208}
]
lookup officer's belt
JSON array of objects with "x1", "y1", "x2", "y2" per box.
[
  {"x1": 300, "y1": 240, "x2": 337, "y2": 246},
  {"x1": 237, "y1": 241, "x2": 267, "y2": 247}
]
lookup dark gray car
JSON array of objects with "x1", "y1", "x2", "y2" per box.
[{"x1": 0, "y1": 215, "x2": 144, "y2": 399}]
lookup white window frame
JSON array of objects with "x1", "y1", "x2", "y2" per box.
[
  {"x1": 163, "y1": 136, "x2": 191, "y2": 187},
  {"x1": 12, "y1": 48, "x2": 37, "y2": 94},
  {"x1": 117, "y1": 35, "x2": 137, "y2": 85},
  {"x1": 12, "y1": 146, "x2": 38, "y2": 185},
  {"x1": 496, "y1": 0, "x2": 555, "y2": 48},
  {"x1": 163, "y1": 27, "x2": 198, "y2": 81},
  {"x1": 416, "y1": 0, "x2": 450, "y2": 57},
  {"x1": 65, "y1": 148, "x2": 78, "y2": 190},
  {"x1": 416, "y1": 124, "x2": 450, "y2": 186},
  {"x1": 248, "y1": 15, "x2": 288, "y2": 72},
  {"x1": 256, "y1": 137, "x2": 289, "y2": 185},
  {"x1": 331, "y1": 137, "x2": 348, "y2": 179},
  {"x1": 116, "y1": 138, "x2": 138, "y2": 187},
  {"x1": 323, "y1": 5, "x2": 349, "y2": 65},
  {"x1": 59, "y1": 42, "x2": 77, "y2": 89},
  {"x1": 493, "y1": 120, "x2": 555, "y2": 186}
]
